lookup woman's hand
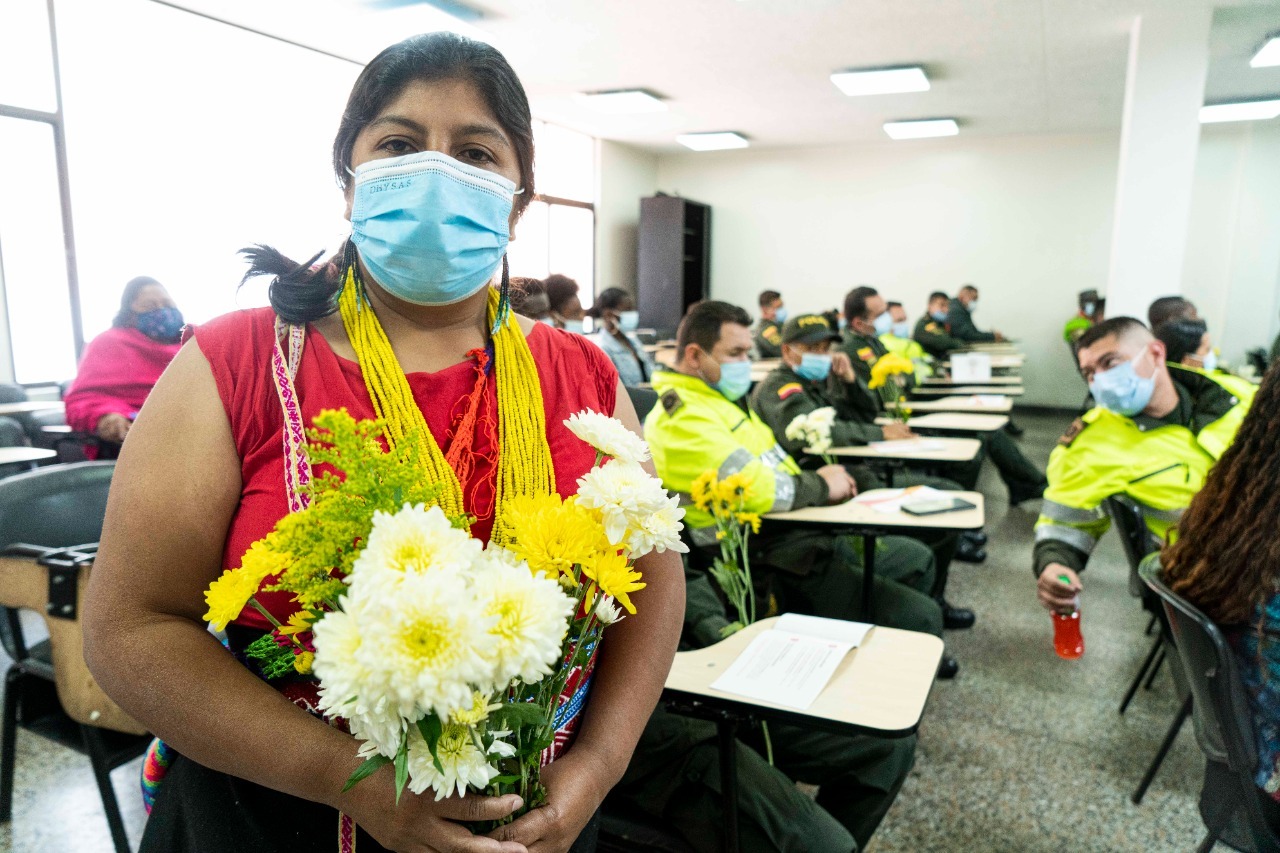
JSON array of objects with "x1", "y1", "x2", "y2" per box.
[
  {"x1": 96, "y1": 412, "x2": 131, "y2": 443},
  {"x1": 486, "y1": 749, "x2": 610, "y2": 853}
]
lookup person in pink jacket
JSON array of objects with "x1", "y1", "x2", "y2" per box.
[{"x1": 65, "y1": 277, "x2": 183, "y2": 452}]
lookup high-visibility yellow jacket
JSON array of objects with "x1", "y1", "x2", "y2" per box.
[
  {"x1": 645, "y1": 369, "x2": 827, "y2": 549},
  {"x1": 1034, "y1": 364, "x2": 1254, "y2": 574},
  {"x1": 879, "y1": 333, "x2": 933, "y2": 380}
]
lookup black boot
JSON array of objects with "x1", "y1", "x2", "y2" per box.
[
  {"x1": 937, "y1": 655, "x2": 960, "y2": 679},
  {"x1": 955, "y1": 537, "x2": 987, "y2": 563},
  {"x1": 939, "y1": 599, "x2": 976, "y2": 630},
  {"x1": 962, "y1": 530, "x2": 988, "y2": 546}
]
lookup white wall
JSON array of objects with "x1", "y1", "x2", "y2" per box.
[{"x1": 594, "y1": 140, "x2": 659, "y2": 295}]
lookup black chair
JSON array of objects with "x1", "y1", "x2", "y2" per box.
[
  {"x1": 626, "y1": 385, "x2": 660, "y2": 423},
  {"x1": 0, "y1": 462, "x2": 150, "y2": 853},
  {"x1": 1141, "y1": 555, "x2": 1280, "y2": 853}
]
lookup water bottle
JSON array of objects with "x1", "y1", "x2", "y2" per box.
[{"x1": 1052, "y1": 574, "x2": 1084, "y2": 659}]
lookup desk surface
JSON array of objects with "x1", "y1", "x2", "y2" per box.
[
  {"x1": 879, "y1": 412, "x2": 1010, "y2": 432},
  {"x1": 665, "y1": 617, "x2": 944, "y2": 735},
  {"x1": 826, "y1": 437, "x2": 982, "y2": 463},
  {"x1": 914, "y1": 385, "x2": 1025, "y2": 397},
  {"x1": 923, "y1": 376, "x2": 1023, "y2": 386},
  {"x1": 957, "y1": 342, "x2": 1021, "y2": 353},
  {"x1": 0, "y1": 447, "x2": 56, "y2": 465},
  {"x1": 889, "y1": 395, "x2": 1013, "y2": 414},
  {"x1": 0, "y1": 401, "x2": 64, "y2": 416},
  {"x1": 942, "y1": 355, "x2": 1024, "y2": 369},
  {"x1": 766, "y1": 488, "x2": 984, "y2": 531}
]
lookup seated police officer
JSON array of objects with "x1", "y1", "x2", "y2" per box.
[
  {"x1": 754, "y1": 289, "x2": 786, "y2": 358},
  {"x1": 750, "y1": 312, "x2": 976, "y2": 628},
  {"x1": 645, "y1": 300, "x2": 958, "y2": 676},
  {"x1": 914, "y1": 292, "x2": 966, "y2": 359},
  {"x1": 609, "y1": 561, "x2": 915, "y2": 853},
  {"x1": 948, "y1": 284, "x2": 1005, "y2": 343},
  {"x1": 1035, "y1": 317, "x2": 1255, "y2": 613}
]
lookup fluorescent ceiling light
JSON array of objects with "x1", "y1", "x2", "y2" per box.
[
  {"x1": 577, "y1": 89, "x2": 667, "y2": 114},
  {"x1": 1199, "y1": 99, "x2": 1280, "y2": 124},
  {"x1": 1252, "y1": 36, "x2": 1280, "y2": 68},
  {"x1": 676, "y1": 132, "x2": 749, "y2": 151},
  {"x1": 831, "y1": 66, "x2": 930, "y2": 97},
  {"x1": 883, "y1": 119, "x2": 959, "y2": 140}
]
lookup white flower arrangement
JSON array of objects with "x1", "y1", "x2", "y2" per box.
[
  {"x1": 785, "y1": 407, "x2": 839, "y2": 464},
  {"x1": 565, "y1": 409, "x2": 651, "y2": 464}
]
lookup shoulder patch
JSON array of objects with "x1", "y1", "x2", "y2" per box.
[
  {"x1": 777, "y1": 382, "x2": 803, "y2": 400},
  {"x1": 660, "y1": 388, "x2": 684, "y2": 416},
  {"x1": 762, "y1": 326, "x2": 781, "y2": 343},
  {"x1": 1058, "y1": 417, "x2": 1087, "y2": 447},
  {"x1": 856, "y1": 347, "x2": 875, "y2": 362},
  {"x1": 925, "y1": 323, "x2": 940, "y2": 332}
]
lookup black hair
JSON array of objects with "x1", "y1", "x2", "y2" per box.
[
  {"x1": 242, "y1": 32, "x2": 536, "y2": 325},
  {"x1": 1148, "y1": 296, "x2": 1197, "y2": 330},
  {"x1": 1077, "y1": 316, "x2": 1148, "y2": 352},
  {"x1": 927, "y1": 291, "x2": 949, "y2": 303},
  {"x1": 759, "y1": 290, "x2": 781, "y2": 308},
  {"x1": 843, "y1": 286, "x2": 878, "y2": 323},
  {"x1": 1154, "y1": 318, "x2": 1208, "y2": 364},
  {"x1": 508, "y1": 276, "x2": 546, "y2": 314},
  {"x1": 587, "y1": 287, "x2": 632, "y2": 319},
  {"x1": 677, "y1": 300, "x2": 752, "y2": 356},
  {"x1": 113, "y1": 276, "x2": 163, "y2": 328},
  {"x1": 958, "y1": 284, "x2": 978, "y2": 296},
  {"x1": 544, "y1": 274, "x2": 580, "y2": 315},
  {"x1": 887, "y1": 301, "x2": 903, "y2": 310}
]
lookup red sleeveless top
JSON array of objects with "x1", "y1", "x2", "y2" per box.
[{"x1": 194, "y1": 307, "x2": 618, "y2": 631}]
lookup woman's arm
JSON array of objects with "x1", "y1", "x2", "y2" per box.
[
  {"x1": 496, "y1": 379, "x2": 685, "y2": 852},
  {"x1": 82, "y1": 343, "x2": 525, "y2": 853}
]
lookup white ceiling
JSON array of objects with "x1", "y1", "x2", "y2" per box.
[{"x1": 160, "y1": 0, "x2": 1280, "y2": 152}]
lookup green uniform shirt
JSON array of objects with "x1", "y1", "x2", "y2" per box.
[
  {"x1": 946, "y1": 301, "x2": 996, "y2": 343},
  {"x1": 754, "y1": 319, "x2": 783, "y2": 359},
  {"x1": 913, "y1": 316, "x2": 965, "y2": 359},
  {"x1": 750, "y1": 362, "x2": 885, "y2": 464},
  {"x1": 837, "y1": 330, "x2": 889, "y2": 386},
  {"x1": 1033, "y1": 365, "x2": 1255, "y2": 575}
]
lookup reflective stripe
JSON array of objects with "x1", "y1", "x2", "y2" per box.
[
  {"x1": 1132, "y1": 500, "x2": 1185, "y2": 523},
  {"x1": 1034, "y1": 523, "x2": 1098, "y2": 553},
  {"x1": 718, "y1": 448, "x2": 754, "y2": 479},
  {"x1": 771, "y1": 471, "x2": 796, "y2": 512},
  {"x1": 689, "y1": 524, "x2": 719, "y2": 548},
  {"x1": 1040, "y1": 499, "x2": 1105, "y2": 524},
  {"x1": 760, "y1": 443, "x2": 790, "y2": 471}
]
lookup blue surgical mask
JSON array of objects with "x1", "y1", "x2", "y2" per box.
[
  {"x1": 930, "y1": 310, "x2": 948, "y2": 322},
  {"x1": 1082, "y1": 302, "x2": 1096, "y2": 316},
  {"x1": 838, "y1": 316, "x2": 848, "y2": 331},
  {"x1": 795, "y1": 353, "x2": 832, "y2": 382},
  {"x1": 136, "y1": 307, "x2": 184, "y2": 343},
  {"x1": 1089, "y1": 352, "x2": 1156, "y2": 416},
  {"x1": 617, "y1": 310, "x2": 640, "y2": 333},
  {"x1": 349, "y1": 151, "x2": 518, "y2": 306},
  {"x1": 968, "y1": 300, "x2": 979, "y2": 312},
  {"x1": 892, "y1": 321, "x2": 911, "y2": 338},
  {"x1": 1199, "y1": 351, "x2": 1217, "y2": 372},
  {"x1": 774, "y1": 306, "x2": 789, "y2": 324},
  {"x1": 537, "y1": 317, "x2": 556, "y2": 326},
  {"x1": 711, "y1": 358, "x2": 753, "y2": 401},
  {"x1": 561, "y1": 319, "x2": 585, "y2": 334},
  {"x1": 873, "y1": 312, "x2": 894, "y2": 335}
]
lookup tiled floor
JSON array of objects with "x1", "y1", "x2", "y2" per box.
[{"x1": 0, "y1": 412, "x2": 1209, "y2": 852}]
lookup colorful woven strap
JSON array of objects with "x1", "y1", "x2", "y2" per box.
[{"x1": 272, "y1": 318, "x2": 313, "y2": 513}]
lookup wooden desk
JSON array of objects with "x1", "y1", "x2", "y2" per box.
[
  {"x1": 664, "y1": 618, "x2": 943, "y2": 852},
  {"x1": 0, "y1": 401, "x2": 64, "y2": 416},
  {"x1": 879, "y1": 412, "x2": 1010, "y2": 432},
  {"x1": 957, "y1": 342, "x2": 1021, "y2": 353},
  {"x1": 767, "y1": 490, "x2": 984, "y2": 622},
  {"x1": 941, "y1": 354, "x2": 1024, "y2": 369},
  {"x1": 922, "y1": 375, "x2": 1022, "y2": 386},
  {"x1": 887, "y1": 395, "x2": 1012, "y2": 414},
  {"x1": 827, "y1": 437, "x2": 982, "y2": 463},
  {"x1": 913, "y1": 385, "x2": 1025, "y2": 397},
  {"x1": 0, "y1": 447, "x2": 57, "y2": 468}
]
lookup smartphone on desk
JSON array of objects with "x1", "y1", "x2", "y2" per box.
[{"x1": 901, "y1": 497, "x2": 977, "y2": 516}]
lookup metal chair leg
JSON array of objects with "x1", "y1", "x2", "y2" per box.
[
  {"x1": 1145, "y1": 613, "x2": 1157, "y2": 636},
  {"x1": 1132, "y1": 695, "x2": 1192, "y2": 805},
  {"x1": 1143, "y1": 648, "x2": 1166, "y2": 690},
  {"x1": 81, "y1": 726, "x2": 131, "y2": 853},
  {"x1": 1120, "y1": 636, "x2": 1164, "y2": 715},
  {"x1": 0, "y1": 666, "x2": 19, "y2": 823},
  {"x1": 1195, "y1": 832, "x2": 1218, "y2": 853}
]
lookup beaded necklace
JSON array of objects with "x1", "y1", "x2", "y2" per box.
[{"x1": 336, "y1": 259, "x2": 555, "y2": 545}]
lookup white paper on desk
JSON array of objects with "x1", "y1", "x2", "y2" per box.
[
  {"x1": 949, "y1": 353, "x2": 991, "y2": 382},
  {"x1": 851, "y1": 485, "x2": 948, "y2": 514},
  {"x1": 970, "y1": 395, "x2": 1007, "y2": 406},
  {"x1": 869, "y1": 438, "x2": 944, "y2": 454},
  {"x1": 711, "y1": 617, "x2": 872, "y2": 709}
]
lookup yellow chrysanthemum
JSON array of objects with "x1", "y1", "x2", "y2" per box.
[
  {"x1": 278, "y1": 609, "x2": 315, "y2": 638},
  {"x1": 691, "y1": 470, "x2": 717, "y2": 511},
  {"x1": 240, "y1": 540, "x2": 292, "y2": 586},
  {"x1": 735, "y1": 512, "x2": 762, "y2": 534},
  {"x1": 293, "y1": 651, "x2": 315, "y2": 674},
  {"x1": 506, "y1": 495, "x2": 607, "y2": 581},
  {"x1": 868, "y1": 353, "x2": 915, "y2": 389},
  {"x1": 203, "y1": 567, "x2": 263, "y2": 632},
  {"x1": 581, "y1": 549, "x2": 646, "y2": 615}
]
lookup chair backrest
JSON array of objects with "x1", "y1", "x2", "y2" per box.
[
  {"x1": 0, "y1": 383, "x2": 27, "y2": 405},
  {"x1": 626, "y1": 385, "x2": 660, "y2": 423},
  {"x1": 0, "y1": 461, "x2": 115, "y2": 548},
  {"x1": 1104, "y1": 495, "x2": 1159, "y2": 598},
  {"x1": 1140, "y1": 554, "x2": 1280, "y2": 849}
]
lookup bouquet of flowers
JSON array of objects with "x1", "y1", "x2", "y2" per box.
[
  {"x1": 869, "y1": 353, "x2": 916, "y2": 423},
  {"x1": 203, "y1": 408, "x2": 684, "y2": 816},
  {"x1": 690, "y1": 471, "x2": 762, "y2": 637},
  {"x1": 784, "y1": 406, "x2": 839, "y2": 464}
]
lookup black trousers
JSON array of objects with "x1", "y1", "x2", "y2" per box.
[{"x1": 142, "y1": 753, "x2": 600, "y2": 853}]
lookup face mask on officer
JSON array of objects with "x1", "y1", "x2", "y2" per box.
[
  {"x1": 1090, "y1": 347, "x2": 1157, "y2": 417},
  {"x1": 873, "y1": 311, "x2": 894, "y2": 336},
  {"x1": 697, "y1": 347, "x2": 753, "y2": 402}
]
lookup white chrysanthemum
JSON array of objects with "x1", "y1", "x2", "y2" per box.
[
  {"x1": 576, "y1": 460, "x2": 674, "y2": 547},
  {"x1": 808, "y1": 406, "x2": 837, "y2": 427},
  {"x1": 784, "y1": 413, "x2": 810, "y2": 443},
  {"x1": 595, "y1": 595, "x2": 625, "y2": 626},
  {"x1": 622, "y1": 495, "x2": 688, "y2": 558},
  {"x1": 470, "y1": 554, "x2": 575, "y2": 686},
  {"x1": 565, "y1": 409, "x2": 651, "y2": 464},
  {"x1": 312, "y1": 605, "x2": 406, "y2": 758},
  {"x1": 406, "y1": 723, "x2": 511, "y2": 800},
  {"x1": 349, "y1": 503, "x2": 482, "y2": 592}
]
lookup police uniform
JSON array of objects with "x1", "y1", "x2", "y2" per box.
[
  {"x1": 1034, "y1": 364, "x2": 1255, "y2": 575},
  {"x1": 608, "y1": 564, "x2": 914, "y2": 853},
  {"x1": 645, "y1": 367, "x2": 943, "y2": 635},
  {"x1": 913, "y1": 315, "x2": 965, "y2": 359},
  {"x1": 946, "y1": 298, "x2": 996, "y2": 343},
  {"x1": 754, "y1": 318, "x2": 783, "y2": 359}
]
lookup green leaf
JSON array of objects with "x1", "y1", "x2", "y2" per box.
[
  {"x1": 719, "y1": 621, "x2": 745, "y2": 639},
  {"x1": 394, "y1": 734, "x2": 409, "y2": 804},
  {"x1": 341, "y1": 754, "x2": 391, "y2": 792},
  {"x1": 416, "y1": 714, "x2": 445, "y2": 775},
  {"x1": 493, "y1": 701, "x2": 547, "y2": 729},
  {"x1": 491, "y1": 774, "x2": 522, "y2": 784}
]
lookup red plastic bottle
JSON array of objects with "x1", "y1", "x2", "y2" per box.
[{"x1": 1052, "y1": 575, "x2": 1084, "y2": 659}]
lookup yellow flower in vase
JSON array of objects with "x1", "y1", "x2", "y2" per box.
[{"x1": 868, "y1": 353, "x2": 916, "y2": 424}]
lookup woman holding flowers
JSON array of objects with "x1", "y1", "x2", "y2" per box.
[{"x1": 83, "y1": 33, "x2": 683, "y2": 853}]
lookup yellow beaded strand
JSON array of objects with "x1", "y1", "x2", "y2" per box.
[{"x1": 337, "y1": 268, "x2": 555, "y2": 541}]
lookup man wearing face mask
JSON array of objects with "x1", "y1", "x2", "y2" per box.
[
  {"x1": 879, "y1": 302, "x2": 931, "y2": 379},
  {"x1": 753, "y1": 313, "x2": 975, "y2": 628},
  {"x1": 1064, "y1": 289, "x2": 1105, "y2": 344},
  {"x1": 646, "y1": 301, "x2": 957, "y2": 676},
  {"x1": 913, "y1": 292, "x2": 966, "y2": 359},
  {"x1": 1035, "y1": 317, "x2": 1255, "y2": 613},
  {"x1": 754, "y1": 290, "x2": 787, "y2": 359},
  {"x1": 948, "y1": 284, "x2": 1005, "y2": 343}
]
